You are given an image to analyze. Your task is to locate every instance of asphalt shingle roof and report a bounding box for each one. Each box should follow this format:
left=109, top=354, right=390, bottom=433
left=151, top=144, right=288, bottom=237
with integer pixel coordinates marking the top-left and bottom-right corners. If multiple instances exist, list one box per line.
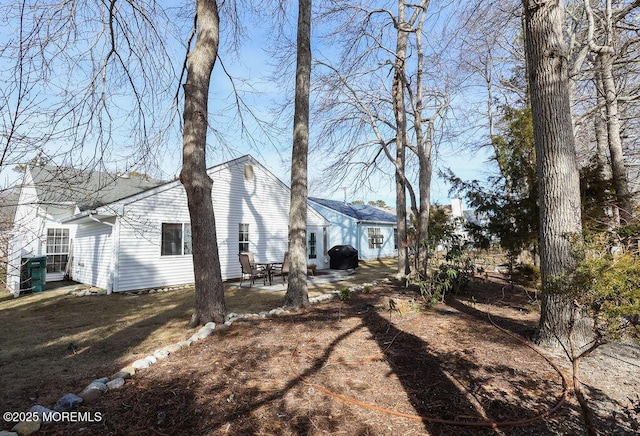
left=309, top=197, right=396, bottom=223
left=30, top=165, right=165, bottom=211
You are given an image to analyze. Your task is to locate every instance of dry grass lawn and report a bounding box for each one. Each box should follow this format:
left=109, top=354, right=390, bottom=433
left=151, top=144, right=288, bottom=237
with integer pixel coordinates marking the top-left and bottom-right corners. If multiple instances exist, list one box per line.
left=0, top=259, right=395, bottom=413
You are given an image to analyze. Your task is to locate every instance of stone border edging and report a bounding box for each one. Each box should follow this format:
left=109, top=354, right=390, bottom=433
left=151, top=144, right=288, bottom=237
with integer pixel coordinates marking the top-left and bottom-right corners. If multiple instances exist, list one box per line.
left=3, top=279, right=389, bottom=435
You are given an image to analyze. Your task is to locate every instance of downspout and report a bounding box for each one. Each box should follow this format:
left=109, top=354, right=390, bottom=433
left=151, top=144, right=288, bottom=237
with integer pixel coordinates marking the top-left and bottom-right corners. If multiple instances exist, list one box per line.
left=356, top=221, right=362, bottom=259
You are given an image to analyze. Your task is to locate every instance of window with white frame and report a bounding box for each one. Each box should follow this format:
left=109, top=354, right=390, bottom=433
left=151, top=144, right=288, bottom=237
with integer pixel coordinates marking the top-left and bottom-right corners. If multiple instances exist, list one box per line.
left=46, top=228, right=69, bottom=273
left=161, top=223, right=192, bottom=256
left=239, top=223, right=250, bottom=252
left=308, top=232, right=317, bottom=259
left=368, top=227, right=384, bottom=249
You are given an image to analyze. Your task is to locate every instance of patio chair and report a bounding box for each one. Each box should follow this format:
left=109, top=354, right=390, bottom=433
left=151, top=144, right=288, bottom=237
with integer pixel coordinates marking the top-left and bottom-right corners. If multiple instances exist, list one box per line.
left=238, top=252, right=267, bottom=287
left=271, top=252, right=289, bottom=284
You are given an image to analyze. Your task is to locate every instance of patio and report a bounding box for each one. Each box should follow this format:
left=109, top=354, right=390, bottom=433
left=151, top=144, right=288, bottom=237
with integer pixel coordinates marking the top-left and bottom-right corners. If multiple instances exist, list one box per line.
left=228, top=268, right=357, bottom=292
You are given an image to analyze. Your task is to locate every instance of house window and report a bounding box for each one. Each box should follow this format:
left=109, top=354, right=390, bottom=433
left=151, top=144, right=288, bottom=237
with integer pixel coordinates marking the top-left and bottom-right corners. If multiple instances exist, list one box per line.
left=239, top=223, right=250, bottom=252
left=394, top=228, right=398, bottom=249
left=308, top=232, right=317, bottom=259
left=368, top=227, right=384, bottom=249
left=46, top=228, right=69, bottom=273
left=161, top=223, right=192, bottom=256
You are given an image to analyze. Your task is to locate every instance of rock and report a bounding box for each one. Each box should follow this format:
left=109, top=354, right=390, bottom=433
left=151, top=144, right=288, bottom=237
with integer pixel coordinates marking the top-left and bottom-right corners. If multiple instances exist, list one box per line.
left=53, top=393, right=83, bottom=412
left=163, top=343, right=182, bottom=354
left=204, top=321, right=216, bottom=330
left=132, top=358, right=151, bottom=370
left=106, top=378, right=125, bottom=390
left=177, top=340, right=192, bottom=348
left=0, top=431, right=19, bottom=436
left=112, top=366, right=135, bottom=379
left=11, top=420, right=40, bottom=436
left=153, top=349, right=170, bottom=360
left=28, top=405, right=53, bottom=424
left=188, top=334, right=201, bottom=343
left=110, top=370, right=131, bottom=380
left=77, top=388, right=102, bottom=403
left=85, top=381, right=108, bottom=392
left=196, top=327, right=213, bottom=339
left=224, top=320, right=234, bottom=326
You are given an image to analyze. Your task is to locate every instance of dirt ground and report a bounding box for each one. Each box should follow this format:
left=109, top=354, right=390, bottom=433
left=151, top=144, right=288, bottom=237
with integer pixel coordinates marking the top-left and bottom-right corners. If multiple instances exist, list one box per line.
left=33, top=274, right=639, bottom=436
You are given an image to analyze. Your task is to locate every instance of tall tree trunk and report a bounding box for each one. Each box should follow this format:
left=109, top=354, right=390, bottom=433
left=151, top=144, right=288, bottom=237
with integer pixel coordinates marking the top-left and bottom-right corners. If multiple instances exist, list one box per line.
left=393, top=1, right=410, bottom=277
left=413, top=9, right=432, bottom=280
left=584, top=0, right=635, bottom=224
left=284, top=0, right=311, bottom=308
left=594, top=63, right=619, bottom=226
left=594, top=65, right=610, bottom=173
left=417, top=125, right=432, bottom=278
left=522, top=0, right=585, bottom=348
left=598, top=51, right=632, bottom=223
left=180, top=0, right=226, bottom=326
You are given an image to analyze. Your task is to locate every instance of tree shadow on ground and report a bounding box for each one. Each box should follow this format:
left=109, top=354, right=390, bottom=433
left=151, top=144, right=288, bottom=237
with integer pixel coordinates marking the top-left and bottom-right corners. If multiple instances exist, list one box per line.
left=357, top=301, right=556, bottom=435
left=445, top=294, right=537, bottom=339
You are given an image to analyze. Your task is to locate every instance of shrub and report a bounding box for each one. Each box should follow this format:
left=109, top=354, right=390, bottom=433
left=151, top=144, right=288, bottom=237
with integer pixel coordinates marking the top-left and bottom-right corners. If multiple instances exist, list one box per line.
left=573, top=226, right=640, bottom=339
left=513, top=263, right=540, bottom=287
left=339, top=287, right=351, bottom=301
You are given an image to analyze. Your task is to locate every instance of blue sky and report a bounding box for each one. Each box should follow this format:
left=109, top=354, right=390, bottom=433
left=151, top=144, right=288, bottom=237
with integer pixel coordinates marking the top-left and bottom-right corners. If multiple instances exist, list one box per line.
left=0, top=1, right=498, bottom=210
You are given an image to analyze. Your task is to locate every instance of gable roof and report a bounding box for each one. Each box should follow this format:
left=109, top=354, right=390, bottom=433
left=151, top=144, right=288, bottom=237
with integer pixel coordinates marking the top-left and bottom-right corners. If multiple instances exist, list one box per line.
left=29, top=165, right=165, bottom=211
left=60, top=155, right=330, bottom=226
left=309, top=197, right=396, bottom=224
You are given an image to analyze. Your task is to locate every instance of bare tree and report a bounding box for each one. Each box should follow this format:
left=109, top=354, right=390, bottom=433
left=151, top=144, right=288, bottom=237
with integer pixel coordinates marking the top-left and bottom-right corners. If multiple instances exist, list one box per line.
left=392, top=1, right=411, bottom=277
left=583, top=0, right=640, bottom=223
left=180, top=0, right=227, bottom=325
left=522, top=0, right=586, bottom=347
left=1, top=1, right=255, bottom=324
left=314, top=0, right=441, bottom=278
left=284, top=0, right=312, bottom=308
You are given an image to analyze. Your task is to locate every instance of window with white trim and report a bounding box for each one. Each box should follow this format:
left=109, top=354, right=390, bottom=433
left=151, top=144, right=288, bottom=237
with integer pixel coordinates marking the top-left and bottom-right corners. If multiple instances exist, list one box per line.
left=239, top=223, right=250, bottom=252
left=368, top=227, right=383, bottom=249
left=161, top=223, right=192, bottom=256
left=46, top=228, right=69, bottom=273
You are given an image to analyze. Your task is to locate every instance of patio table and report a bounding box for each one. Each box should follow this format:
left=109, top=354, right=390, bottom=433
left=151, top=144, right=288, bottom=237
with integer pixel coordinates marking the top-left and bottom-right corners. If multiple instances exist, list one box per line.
left=255, top=261, right=282, bottom=286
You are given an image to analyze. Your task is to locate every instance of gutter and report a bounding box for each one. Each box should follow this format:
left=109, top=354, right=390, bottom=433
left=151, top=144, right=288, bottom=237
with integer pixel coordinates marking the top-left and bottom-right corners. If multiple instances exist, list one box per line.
left=88, top=211, right=114, bottom=227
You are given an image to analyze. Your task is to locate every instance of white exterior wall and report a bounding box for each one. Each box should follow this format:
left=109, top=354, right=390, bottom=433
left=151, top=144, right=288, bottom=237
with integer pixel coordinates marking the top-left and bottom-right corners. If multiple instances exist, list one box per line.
left=7, top=169, right=77, bottom=290
left=107, top=157, right=328, bottom=292
left=70, top=219, right=114, bottom=291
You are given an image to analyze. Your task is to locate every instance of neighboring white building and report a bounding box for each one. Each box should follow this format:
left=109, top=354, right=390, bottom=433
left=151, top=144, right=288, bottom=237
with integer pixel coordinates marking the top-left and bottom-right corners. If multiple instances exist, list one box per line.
left=8, top=155, right=330, bottom=294
left=308, top=198, right=397, bottom=260
left=449, top=197, right=490, bottom=245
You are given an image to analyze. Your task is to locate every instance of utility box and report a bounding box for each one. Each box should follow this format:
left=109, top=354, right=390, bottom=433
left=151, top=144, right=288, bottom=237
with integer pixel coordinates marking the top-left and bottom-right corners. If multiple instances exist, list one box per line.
left=20, top=256, right=47, bottom=293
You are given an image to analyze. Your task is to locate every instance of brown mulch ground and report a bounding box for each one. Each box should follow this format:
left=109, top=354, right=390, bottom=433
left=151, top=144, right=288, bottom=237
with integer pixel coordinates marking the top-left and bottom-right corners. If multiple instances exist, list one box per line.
left=36, top=276, right=640, bottom=435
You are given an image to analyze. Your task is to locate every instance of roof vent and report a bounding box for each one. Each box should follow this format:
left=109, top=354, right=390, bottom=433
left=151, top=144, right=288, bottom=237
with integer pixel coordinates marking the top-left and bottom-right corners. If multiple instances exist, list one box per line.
left=244, top=164, right=254, bottom=181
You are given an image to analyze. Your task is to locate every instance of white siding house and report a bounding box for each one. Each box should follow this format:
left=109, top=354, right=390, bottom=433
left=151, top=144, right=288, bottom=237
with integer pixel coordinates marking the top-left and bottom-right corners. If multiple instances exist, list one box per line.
left=308, top=198, right=397, bottom=260
left=8, top=155, right=329, bottom=294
